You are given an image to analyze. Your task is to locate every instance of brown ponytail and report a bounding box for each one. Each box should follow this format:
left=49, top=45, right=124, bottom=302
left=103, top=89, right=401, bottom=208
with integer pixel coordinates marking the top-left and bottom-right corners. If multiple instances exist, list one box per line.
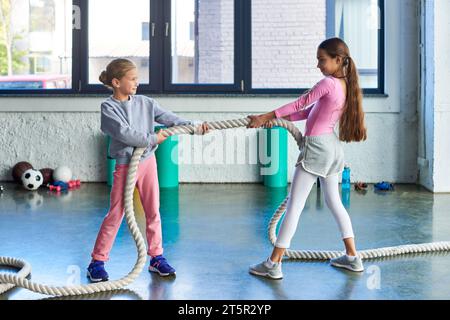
left=319, top=38, right=367, bottom=143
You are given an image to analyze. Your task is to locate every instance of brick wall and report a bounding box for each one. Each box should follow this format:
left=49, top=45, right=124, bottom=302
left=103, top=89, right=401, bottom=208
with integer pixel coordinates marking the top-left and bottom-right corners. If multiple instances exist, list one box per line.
left=198, top=0, right=234, bottom=84
left=252, top=0, right=326, bottom=88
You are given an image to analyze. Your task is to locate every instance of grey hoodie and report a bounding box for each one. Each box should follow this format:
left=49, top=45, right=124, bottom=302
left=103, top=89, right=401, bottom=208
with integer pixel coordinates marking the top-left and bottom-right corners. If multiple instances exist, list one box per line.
left=101, top=95, right=197, bottom=165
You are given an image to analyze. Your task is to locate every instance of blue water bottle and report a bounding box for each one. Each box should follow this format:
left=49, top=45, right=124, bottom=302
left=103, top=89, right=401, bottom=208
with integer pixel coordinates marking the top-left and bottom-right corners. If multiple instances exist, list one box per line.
left=342, top=166, right=351, bottom=190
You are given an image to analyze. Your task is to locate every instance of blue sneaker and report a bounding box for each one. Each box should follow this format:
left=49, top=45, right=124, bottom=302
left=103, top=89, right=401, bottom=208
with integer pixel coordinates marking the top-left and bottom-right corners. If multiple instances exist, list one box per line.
left=149, top=255, right=176, bottom=277
left=87, top=261, right=109, bottom=282
left=374, top=181, right=394, bottom=191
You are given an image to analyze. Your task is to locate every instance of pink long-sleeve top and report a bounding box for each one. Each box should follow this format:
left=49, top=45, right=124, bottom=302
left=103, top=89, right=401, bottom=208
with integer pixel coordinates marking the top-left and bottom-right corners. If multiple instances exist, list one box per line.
left=274, top=76, right=346, bottom=136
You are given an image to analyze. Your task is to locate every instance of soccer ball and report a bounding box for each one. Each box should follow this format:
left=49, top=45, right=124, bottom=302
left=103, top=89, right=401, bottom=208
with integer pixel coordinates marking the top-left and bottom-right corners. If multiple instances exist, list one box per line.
left=21, top=169, right=44, bottom=191
left=24, top=192, right=44, bottom=210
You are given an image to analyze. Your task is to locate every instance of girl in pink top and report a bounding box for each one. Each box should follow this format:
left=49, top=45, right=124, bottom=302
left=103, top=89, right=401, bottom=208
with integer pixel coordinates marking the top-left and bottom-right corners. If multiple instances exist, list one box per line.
left=275, top=75, right=347, bottom=137
left=248, top=38, right=367, bottom=278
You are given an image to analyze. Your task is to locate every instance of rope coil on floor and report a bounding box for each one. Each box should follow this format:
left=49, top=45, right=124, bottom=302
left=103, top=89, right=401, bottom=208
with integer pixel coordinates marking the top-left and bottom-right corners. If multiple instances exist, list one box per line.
left=0, top=147, right=147, bottom=296
left=1, top=117, right=450, bottom=296
left=267, top=197, right=450, bottom=260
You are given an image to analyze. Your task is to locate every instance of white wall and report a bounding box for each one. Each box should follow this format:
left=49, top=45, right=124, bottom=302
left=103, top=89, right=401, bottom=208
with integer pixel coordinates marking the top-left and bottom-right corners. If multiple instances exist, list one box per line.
left=426, top=0, right=450, bottom=192
left=431, top=0, right=450, bottom=192
left=418, top=0, right=450, bottom=193
left=0, top=0, right=420, bottom=185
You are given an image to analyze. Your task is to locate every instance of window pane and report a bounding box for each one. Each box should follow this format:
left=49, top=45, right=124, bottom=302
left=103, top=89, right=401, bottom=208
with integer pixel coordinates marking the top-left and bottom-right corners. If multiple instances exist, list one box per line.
left=171, top=0, right=234, bottom=84
left=88, top=0, right=150, bottom=84
left=335, top=0, right=379, bottom=88
left=252, top=0, right=380, bottom=89
left=252, top=0, right=325, bottom=89
left=0, top=0, right=72, bottom=90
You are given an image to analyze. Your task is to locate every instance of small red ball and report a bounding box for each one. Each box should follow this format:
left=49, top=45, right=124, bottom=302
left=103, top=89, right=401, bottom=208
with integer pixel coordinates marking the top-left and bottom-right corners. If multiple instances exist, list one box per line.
left=39, top=168, right=54, bottom=185
left=12, top=162, right=33, bottom=183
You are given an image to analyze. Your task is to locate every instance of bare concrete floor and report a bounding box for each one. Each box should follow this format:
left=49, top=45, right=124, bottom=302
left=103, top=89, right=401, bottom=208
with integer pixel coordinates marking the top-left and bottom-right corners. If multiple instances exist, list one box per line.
left=1, top=182, right=450, bottom=300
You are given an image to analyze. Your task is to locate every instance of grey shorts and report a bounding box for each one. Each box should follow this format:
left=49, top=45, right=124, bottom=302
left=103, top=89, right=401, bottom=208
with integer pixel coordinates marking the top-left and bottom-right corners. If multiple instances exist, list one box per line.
left=296, top=133, right=345, bottom=178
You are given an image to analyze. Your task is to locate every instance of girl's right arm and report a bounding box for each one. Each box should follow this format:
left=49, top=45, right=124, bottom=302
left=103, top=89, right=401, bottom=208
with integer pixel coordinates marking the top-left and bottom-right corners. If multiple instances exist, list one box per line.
left=101, top=104, right=156, bottom=148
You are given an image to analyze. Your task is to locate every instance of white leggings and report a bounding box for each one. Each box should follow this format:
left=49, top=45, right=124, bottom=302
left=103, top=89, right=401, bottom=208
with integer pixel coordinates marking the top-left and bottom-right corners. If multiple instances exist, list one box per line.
left=275, top=165, right=355, bottom=249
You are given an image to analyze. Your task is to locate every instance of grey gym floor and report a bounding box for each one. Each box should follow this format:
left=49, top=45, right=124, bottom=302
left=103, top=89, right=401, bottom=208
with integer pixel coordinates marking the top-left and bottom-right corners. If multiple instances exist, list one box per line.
left=1, top=182, right=450, bottom=300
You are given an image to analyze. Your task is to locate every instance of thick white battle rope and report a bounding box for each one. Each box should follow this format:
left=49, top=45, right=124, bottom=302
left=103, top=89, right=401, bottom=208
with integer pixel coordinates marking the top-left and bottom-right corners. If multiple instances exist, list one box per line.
left=0, top=147, right=147, bottom=296
left=1, top=117, right=450, bottom=296
left=267, top=198, right=450, bottom=260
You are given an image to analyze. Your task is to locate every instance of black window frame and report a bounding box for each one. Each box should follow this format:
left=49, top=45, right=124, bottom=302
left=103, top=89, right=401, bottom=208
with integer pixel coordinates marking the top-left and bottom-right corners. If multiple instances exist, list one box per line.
left=0, top=0, right=385, bottom=96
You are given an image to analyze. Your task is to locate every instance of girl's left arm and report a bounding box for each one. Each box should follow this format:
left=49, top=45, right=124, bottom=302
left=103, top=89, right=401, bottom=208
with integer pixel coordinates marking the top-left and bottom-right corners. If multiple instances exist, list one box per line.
left=286, top=106, right=313, bottom=121
left=151, top=98, right=195, bottom=127
left=247, top=78, right=333, bottom=128
left=149, top=98, right=208, bottom=134
left=248, top=107, right=311, bottom=128
left=274, top=77, right=334, bottom=119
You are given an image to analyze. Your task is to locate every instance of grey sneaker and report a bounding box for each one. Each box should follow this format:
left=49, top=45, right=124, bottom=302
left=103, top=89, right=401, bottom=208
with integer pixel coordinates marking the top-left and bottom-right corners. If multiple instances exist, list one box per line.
left=249, top=259, right=283, bottom=280
left=330, top=255, right=364, bottom=272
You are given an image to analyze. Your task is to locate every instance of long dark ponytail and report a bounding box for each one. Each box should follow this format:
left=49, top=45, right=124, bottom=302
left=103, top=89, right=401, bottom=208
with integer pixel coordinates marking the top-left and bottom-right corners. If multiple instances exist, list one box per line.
left=319, top=38, right=367, bottom=142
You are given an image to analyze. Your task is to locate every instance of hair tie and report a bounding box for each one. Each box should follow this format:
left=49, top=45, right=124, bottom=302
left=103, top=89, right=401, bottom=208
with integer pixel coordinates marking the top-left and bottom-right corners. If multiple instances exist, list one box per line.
left=344, top=57, right=350, bottom=66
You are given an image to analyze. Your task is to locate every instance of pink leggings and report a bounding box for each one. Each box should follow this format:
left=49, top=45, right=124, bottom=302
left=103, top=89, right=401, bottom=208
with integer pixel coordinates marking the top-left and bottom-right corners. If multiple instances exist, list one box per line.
left=91, top=155, right=163, bottom=261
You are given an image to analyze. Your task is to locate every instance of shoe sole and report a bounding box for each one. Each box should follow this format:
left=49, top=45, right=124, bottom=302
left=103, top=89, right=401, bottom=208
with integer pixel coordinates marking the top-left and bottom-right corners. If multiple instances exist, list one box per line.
left=330, top=262, right=364, bottom=272
left=148, top=266, right=176, bottom=277
left=248, top=269, right=283, bottom=280
left=86, top=271, right=109, bottom=282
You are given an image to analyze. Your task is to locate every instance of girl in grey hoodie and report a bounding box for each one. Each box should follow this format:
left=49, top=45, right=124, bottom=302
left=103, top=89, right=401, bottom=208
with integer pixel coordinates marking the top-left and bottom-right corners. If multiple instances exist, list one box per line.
left=87, top=58, right=209, bottom=282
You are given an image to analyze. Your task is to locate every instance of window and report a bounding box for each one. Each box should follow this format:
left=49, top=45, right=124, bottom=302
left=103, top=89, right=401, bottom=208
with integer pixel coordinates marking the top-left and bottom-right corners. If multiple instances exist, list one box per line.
left=0, top=0, right=72, bottom=91
left=251, top=0, right=384, bottom=92
left=142, top=22, right=150, bottom=41
left=1, top=0, right=384, bottom=95
left=332, top=0, right=381, bottom=88
left=251, top=0, right=325, bottom=89
left=88, top=0, right=150, bottom=85
left=170, top=0, right=234, bottom=85
left=163, top=0, right=241, bottom=93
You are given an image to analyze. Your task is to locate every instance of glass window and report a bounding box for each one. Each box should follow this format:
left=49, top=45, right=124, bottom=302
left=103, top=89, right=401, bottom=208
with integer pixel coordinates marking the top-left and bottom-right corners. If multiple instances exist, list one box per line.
left=2, top=0, right=383, bottom=94
left=171, top=0, right=234, bottom=84
left=0, top=0, right=72, bottom=90
left=88, top=0, right=150, bottom=84
left=335, top=0, right=380, bottom=88
left=252, top=0, right=325, bottom=89
left=252, top=0, right=381, bottom=90
left=142, top=22, right=150, bottom=41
